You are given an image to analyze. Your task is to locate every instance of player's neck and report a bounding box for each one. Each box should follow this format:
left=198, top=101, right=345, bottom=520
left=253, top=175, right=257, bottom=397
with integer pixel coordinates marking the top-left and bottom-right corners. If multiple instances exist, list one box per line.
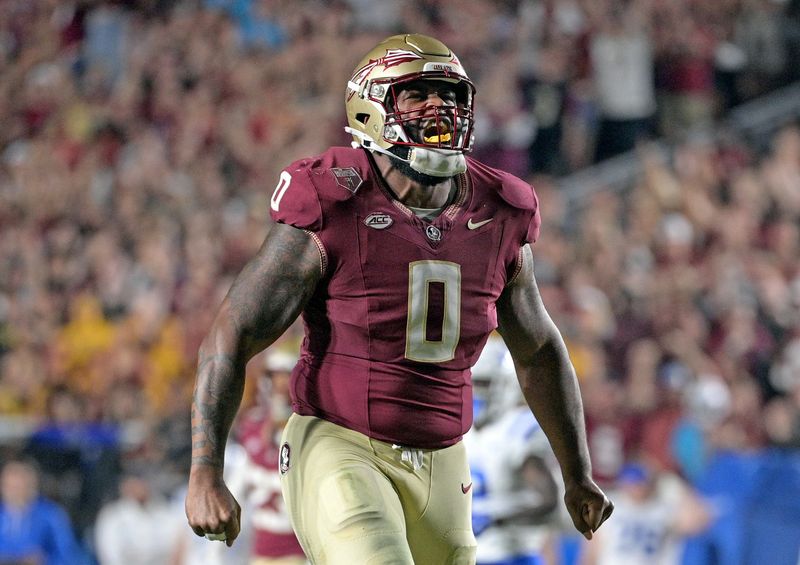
left=373, top=152, right=455, bottom=209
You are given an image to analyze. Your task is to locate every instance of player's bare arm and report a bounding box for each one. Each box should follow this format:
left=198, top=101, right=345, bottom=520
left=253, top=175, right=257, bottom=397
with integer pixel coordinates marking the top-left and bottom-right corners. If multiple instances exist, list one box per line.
left=496, top=244, right=613, bottom=540
left=186, top=222, right=322, bottom=545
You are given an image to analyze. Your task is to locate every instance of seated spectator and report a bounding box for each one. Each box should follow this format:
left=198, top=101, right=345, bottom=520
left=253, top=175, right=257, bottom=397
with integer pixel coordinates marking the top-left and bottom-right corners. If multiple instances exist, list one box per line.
left=24, top=385, right=121, bottom=539
left=0, top=458, right=87, bottom=565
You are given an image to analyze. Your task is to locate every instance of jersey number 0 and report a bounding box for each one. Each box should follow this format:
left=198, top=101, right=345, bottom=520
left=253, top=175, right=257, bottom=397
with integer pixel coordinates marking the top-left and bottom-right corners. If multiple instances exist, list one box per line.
left=405, top=260, right=461, bottom=363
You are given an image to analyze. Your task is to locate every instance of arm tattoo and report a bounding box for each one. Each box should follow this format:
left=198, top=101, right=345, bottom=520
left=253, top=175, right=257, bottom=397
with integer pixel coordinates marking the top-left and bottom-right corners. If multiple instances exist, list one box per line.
left=190, top=224, right=322, bottom=471
left=191, top=354, right=239, bottom=468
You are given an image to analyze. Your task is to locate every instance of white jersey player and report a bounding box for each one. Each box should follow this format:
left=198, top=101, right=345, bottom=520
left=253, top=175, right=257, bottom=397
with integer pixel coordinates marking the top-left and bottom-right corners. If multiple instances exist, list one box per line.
left=466, top=337, right=564, bottom=565
left=581, top=463, right=711, bottom=565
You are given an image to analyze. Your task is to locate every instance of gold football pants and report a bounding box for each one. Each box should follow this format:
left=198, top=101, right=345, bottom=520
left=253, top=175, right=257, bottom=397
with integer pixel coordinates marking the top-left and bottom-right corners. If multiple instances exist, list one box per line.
left=279, top=414, right=477, bottom=564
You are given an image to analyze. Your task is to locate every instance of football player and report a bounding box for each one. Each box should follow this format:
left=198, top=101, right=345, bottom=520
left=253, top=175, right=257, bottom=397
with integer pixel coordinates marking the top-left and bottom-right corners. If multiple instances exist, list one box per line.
left=581, top=463, right=711, bottom=565
left=465, top=337, right=564, bottom=565
left=229, top=351, right=306, bottom=564
left=185, top=33, right=613, bottom=564
left=469, top=335, right=522, bottom=432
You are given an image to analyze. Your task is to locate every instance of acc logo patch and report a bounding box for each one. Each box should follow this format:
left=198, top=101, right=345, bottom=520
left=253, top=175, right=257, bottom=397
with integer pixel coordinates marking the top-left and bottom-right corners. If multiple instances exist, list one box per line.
left=364, top=212, right=393, bottom=229
left=279, top=442, right=291, bottom=475
left=330, top=167, right=363, bottom=193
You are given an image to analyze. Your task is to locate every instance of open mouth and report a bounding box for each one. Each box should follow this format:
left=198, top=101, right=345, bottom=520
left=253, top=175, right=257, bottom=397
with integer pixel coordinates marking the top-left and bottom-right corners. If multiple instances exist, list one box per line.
left=423, top=132, right=452, bottom=143
left=422, top=121, right=453, bottom=144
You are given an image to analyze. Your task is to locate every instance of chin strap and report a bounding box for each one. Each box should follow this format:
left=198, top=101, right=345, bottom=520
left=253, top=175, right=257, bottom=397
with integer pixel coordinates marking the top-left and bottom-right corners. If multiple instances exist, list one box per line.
left=344, top=127, right=466, bottom=178
left=407, top=146, right=467, bottom=177
left=345, top=126, right=400, bottom=160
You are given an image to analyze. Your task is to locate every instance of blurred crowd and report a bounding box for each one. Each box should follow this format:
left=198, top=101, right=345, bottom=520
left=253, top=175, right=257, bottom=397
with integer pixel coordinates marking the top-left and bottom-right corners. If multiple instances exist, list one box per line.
left=534, top=127, right=800, bottom=562
left=0, top=0, right=799, bottom=564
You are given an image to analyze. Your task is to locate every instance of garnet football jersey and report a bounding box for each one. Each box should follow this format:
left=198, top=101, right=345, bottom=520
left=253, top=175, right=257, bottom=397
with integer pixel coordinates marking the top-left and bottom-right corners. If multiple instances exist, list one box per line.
left=269, top=147, right=540, bottom=448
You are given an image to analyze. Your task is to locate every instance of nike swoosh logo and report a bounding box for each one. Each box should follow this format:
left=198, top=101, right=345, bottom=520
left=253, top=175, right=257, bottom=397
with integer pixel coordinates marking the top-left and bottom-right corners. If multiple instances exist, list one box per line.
left=467, top=218, right=493, bottom=230
left=461, top=482, right=473, bottom=494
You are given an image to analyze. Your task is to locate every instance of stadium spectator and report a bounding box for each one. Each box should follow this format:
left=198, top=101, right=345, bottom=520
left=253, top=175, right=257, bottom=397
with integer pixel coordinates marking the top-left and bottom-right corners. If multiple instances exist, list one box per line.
left=0, top=458, right=87, bottom=565
left=581, top=462, right=711, bottom=565
left=652, top=1, right=719, bottom=137
left=23, top=385, right=121, bottom=540
left=588, top=0, right=656, bottom=161
left=94, top=472, right=183, bottom=565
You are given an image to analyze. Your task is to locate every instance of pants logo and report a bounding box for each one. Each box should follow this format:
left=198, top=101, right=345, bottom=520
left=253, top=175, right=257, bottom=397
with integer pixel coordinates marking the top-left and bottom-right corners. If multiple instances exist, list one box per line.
left=279, top=443, right=291, bottom=475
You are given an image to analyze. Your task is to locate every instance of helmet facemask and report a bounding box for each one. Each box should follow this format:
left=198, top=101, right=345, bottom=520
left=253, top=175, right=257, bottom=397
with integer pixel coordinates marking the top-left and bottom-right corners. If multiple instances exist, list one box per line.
left=381, top=77, right=474, bottom=152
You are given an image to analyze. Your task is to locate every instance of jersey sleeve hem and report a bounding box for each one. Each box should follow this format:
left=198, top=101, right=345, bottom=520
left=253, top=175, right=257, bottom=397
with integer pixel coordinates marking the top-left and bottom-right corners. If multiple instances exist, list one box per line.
left=303, top=229, right=328, bottom=277
left=507, top=245, right=526, bottom=286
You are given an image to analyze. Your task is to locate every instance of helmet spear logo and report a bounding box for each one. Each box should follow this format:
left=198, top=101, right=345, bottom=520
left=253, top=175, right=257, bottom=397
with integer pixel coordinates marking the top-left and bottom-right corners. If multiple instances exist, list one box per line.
left=350, top=49, right=424, bottom=87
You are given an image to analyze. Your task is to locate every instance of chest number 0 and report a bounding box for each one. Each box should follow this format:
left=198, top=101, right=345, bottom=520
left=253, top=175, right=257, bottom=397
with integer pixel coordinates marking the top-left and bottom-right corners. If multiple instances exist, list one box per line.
left=405, top=261, right=461, bottom=363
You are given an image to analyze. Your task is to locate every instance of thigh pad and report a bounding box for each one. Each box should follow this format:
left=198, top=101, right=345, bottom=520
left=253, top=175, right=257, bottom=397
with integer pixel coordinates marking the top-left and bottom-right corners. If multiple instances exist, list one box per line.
left=320, top=466, right=385, bottom=534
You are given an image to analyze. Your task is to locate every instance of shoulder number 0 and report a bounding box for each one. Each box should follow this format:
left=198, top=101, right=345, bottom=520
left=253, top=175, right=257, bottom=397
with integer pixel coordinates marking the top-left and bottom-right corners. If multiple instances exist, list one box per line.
left=405, top=261, right=461, bottom=363
left=270, top=171, right=292, bottom=212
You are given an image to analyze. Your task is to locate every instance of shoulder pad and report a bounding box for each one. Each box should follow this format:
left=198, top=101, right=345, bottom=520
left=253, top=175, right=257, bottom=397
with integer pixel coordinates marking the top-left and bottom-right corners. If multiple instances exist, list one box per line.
left=467, top=158, right=541, bottom=243
left=269, top=147, right=371, bottom=231
left=304, top=146, right=370, bottom=202
left=467, top=157, right=538, bottom=211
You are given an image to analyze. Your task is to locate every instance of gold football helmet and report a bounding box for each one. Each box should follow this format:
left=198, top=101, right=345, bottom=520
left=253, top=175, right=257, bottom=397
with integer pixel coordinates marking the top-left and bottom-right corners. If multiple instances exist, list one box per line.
left=345, top=34, right=475, bottom=176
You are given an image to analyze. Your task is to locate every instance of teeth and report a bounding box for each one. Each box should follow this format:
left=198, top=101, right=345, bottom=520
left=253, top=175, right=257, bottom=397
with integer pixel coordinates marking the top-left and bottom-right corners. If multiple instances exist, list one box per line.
left=424, top=133, right=452, bottom=143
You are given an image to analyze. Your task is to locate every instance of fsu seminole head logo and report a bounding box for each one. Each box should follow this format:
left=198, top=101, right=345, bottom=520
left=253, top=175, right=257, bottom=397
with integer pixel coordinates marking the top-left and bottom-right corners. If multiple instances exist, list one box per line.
left=349, top=49, right=424, bottom=88
left=279, top=442, right=291, bottom=475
